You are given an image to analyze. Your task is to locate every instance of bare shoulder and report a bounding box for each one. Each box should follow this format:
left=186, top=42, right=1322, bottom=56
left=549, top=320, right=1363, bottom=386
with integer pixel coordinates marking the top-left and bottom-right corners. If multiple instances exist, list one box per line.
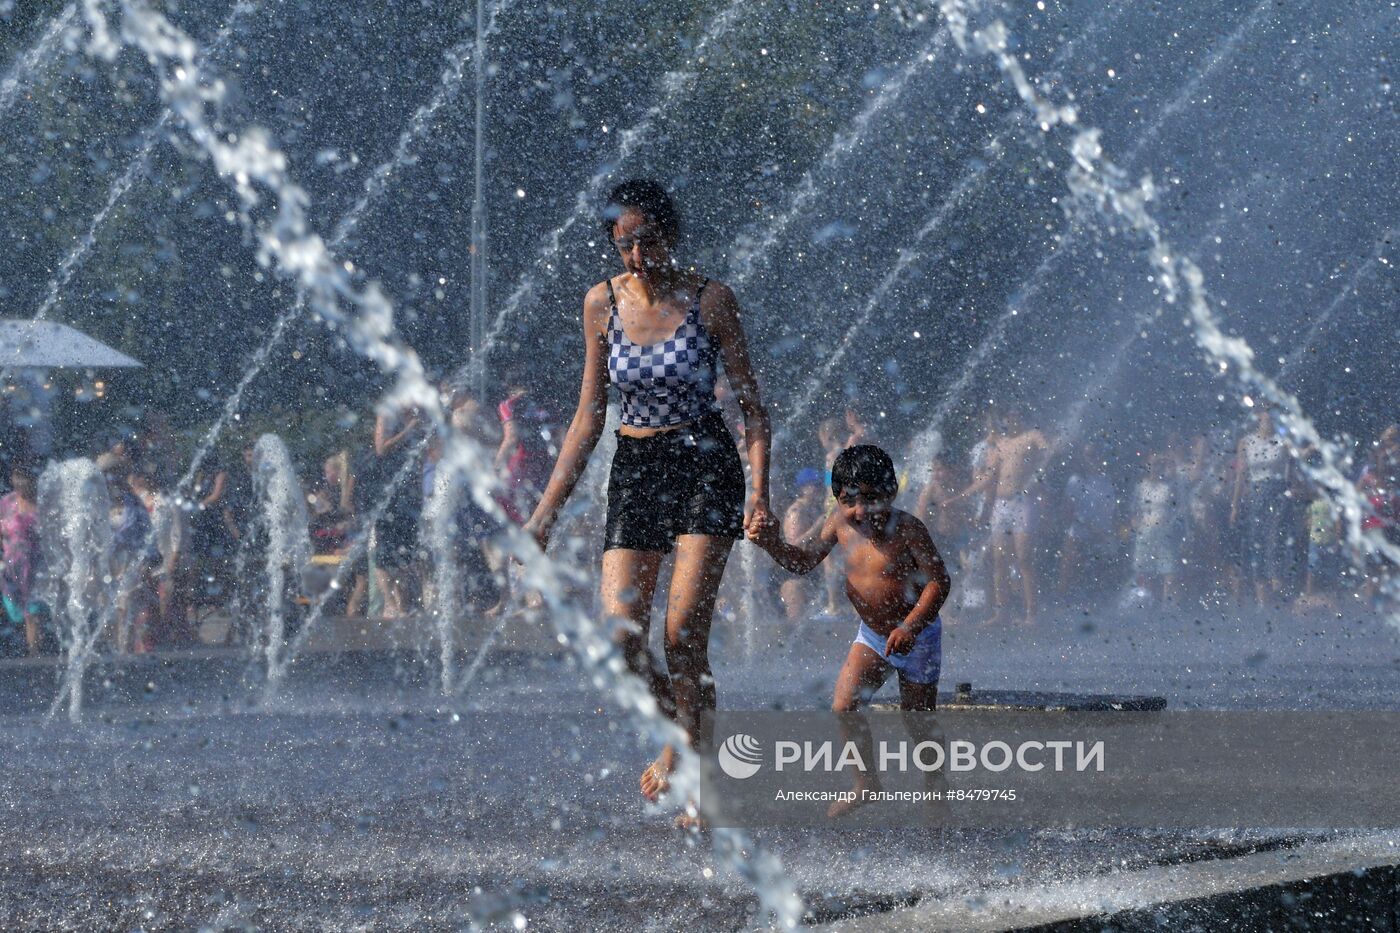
left=583, top=279, right=614, bottom=335
left=893, top=509, right=932, bottom=539
left=698, top=278, right=741, bottom=329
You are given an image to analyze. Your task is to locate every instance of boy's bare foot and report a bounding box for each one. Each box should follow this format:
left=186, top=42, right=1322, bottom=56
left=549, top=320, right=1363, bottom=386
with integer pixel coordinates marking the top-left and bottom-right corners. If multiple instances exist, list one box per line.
left=827, top=786, right=873, bottom=819
left=673, top=809, right=708, bottom=832
left=640, top=746, right=676, bottom=802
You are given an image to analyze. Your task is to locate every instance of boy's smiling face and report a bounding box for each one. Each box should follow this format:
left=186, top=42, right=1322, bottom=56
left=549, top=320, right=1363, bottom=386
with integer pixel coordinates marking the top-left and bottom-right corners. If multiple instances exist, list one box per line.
left=835, top=482, right=894, bottom=530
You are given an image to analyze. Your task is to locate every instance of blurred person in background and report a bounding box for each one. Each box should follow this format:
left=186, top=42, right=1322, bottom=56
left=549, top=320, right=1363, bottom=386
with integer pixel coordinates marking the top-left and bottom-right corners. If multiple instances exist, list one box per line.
left=1130, top=451, right=1179, bottom=607
left=308, top=449, right=364, bottom=616
left=127, top=469, right=196, bottom=648
left=946, top=408, right=1049, bottom=625
left=777, top=468, right=827, bottom=633
left=0, top=464, right=45, bottom=655
left=1301, top=494, right=1344, bottom=608
left=490, top=377, right=558, bottom=615
left=961, top=408, right=1001, bottom=618
left=369, top=405, right=426, bottom=618
left=190, top=456, right=235, bottom=612
left=1358, top=425, right=1400, bottom=606
left=817, top=417, right=846, bottom=617
left=1181, top=433, right=1229, bottom=600
left=916, top=457, right=969, bottom=621
left=1056, top=442, right=1118, bottom=603
left=494, top=376, right=558, bottom=525
left=843, top=403, right=874, bottom=449
left=102, top=460, right=154, bottom=653
left=1230, top=410, right=1290, bottom=606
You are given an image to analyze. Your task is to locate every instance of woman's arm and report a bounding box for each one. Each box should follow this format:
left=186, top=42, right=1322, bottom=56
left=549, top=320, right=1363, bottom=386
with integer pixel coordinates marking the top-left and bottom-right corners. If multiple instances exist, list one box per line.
left=704, top=280, right=771, bottom=532
left=523, top=285, right=612, bottom=549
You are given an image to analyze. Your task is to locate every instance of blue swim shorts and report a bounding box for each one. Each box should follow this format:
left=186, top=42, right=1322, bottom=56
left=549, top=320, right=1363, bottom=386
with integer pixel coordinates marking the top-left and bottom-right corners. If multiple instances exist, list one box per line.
left=854, top=617, right=942, bottom=685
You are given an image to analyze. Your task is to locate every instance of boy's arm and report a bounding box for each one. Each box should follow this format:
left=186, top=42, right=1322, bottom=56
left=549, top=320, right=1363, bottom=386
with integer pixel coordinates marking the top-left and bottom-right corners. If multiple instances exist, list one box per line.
left=886, top=517, right=951, bottom=655
left=752, top=509, right=837, bottom=574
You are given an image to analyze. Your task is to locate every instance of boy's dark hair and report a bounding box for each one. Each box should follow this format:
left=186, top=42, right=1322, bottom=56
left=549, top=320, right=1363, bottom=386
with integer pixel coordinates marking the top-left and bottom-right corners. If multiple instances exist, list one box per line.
left=601, top=178, right=681, bottom=242
left=831, top=445, right=897, bottom=498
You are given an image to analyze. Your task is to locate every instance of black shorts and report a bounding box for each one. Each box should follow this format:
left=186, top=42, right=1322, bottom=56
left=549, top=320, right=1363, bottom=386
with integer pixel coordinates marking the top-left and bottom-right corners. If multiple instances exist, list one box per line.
left=604, top=411, right=745, bottom=553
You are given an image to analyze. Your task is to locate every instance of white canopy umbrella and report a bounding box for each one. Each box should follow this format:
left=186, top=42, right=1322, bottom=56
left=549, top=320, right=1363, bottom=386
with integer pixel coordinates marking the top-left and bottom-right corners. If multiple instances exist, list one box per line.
left=0, top=320, right=141, bottom=368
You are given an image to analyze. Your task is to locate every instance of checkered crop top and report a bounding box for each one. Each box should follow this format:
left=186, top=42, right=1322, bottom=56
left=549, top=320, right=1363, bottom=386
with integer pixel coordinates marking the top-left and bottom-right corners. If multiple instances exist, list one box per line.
left=606, top=278, right=719, bottom=429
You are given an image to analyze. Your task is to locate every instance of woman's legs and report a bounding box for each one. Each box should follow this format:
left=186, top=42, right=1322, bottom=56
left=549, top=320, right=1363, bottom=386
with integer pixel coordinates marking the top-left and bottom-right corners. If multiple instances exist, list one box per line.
left=649, top=534, right=734, bottom=817
left=603, top=547, right=680, bottom=802
left=600, top=547, right=671, bottom=715
left=664, top=535, right=733, bottom=746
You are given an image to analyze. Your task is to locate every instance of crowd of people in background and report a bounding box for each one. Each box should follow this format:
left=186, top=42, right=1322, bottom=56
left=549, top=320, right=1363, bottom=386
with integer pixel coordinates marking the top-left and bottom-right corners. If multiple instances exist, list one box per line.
left=769, top=404, right=1400, bottom=630
left=0, top=375, right=563, bottom=658
left=0, top=386, right=1395, bottom=658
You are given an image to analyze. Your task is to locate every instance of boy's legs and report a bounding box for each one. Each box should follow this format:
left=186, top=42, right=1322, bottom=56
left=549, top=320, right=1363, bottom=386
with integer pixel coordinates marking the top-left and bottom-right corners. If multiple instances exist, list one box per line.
left=898, top=674, right=947, bottom=807
left=898, top=675, right=937, bottom=712
left=829, top=642, right=890, bottom=817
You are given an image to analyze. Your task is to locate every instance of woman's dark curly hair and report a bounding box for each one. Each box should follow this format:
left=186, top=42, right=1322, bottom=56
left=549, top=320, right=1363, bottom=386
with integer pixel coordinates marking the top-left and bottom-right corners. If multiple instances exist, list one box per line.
left=600, top=178, right=681, bottom=242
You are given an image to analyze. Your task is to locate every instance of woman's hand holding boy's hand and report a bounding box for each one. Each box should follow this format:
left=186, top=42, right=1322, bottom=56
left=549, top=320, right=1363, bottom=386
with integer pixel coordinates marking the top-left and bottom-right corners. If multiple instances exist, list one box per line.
left=744, top=492, right=771, bottom=537
left=747, top=513, right=780, bottom=550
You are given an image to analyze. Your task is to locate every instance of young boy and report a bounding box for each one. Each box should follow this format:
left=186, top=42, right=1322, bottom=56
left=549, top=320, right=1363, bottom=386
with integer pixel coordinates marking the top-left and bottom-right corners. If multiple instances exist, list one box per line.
left=751, top=445, right=951, bottom=713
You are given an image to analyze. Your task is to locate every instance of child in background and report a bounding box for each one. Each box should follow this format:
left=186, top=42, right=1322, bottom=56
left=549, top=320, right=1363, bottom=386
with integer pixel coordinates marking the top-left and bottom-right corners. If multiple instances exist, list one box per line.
left=1302, top=496, right=1343, bottom=605
left=777, top=468, right=827, bottom=633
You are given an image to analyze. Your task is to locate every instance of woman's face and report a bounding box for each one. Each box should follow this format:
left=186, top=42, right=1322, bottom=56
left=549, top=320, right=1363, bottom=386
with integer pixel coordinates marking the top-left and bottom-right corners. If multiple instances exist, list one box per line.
left=612, top=207, right=672, bottom=280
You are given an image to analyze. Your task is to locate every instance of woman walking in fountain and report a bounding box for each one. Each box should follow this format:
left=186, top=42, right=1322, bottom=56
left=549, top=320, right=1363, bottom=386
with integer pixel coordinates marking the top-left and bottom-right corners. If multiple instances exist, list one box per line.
left=523, top=179, right=772, bottom=823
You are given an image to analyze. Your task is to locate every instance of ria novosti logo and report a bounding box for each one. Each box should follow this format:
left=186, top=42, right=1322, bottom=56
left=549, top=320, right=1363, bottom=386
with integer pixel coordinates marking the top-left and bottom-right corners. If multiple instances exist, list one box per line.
left=714, top=732, right=1106, bottom=778
left=717, top=733, right=763, bottom=779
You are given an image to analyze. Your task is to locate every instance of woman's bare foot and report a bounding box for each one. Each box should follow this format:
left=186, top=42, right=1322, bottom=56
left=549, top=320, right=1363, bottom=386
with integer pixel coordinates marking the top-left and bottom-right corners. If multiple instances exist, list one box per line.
left=640, top=746, right=676, bottom=802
